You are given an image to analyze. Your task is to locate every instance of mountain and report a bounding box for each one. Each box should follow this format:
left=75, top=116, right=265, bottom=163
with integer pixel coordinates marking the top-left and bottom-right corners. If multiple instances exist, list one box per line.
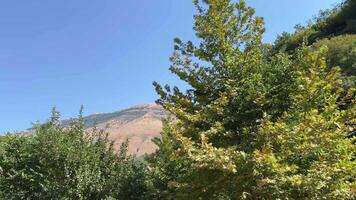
left=81, top=103, right=167, bottom=156
left=24, top=103, right=168, bottom=156
left=84, top=103, right=167, bottom=156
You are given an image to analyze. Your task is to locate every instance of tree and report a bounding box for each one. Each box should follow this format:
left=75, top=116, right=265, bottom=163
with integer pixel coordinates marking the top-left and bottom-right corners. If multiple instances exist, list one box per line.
left=152, top=0, right=355, bottom=199
left=0, top=108, right=150, bottom=200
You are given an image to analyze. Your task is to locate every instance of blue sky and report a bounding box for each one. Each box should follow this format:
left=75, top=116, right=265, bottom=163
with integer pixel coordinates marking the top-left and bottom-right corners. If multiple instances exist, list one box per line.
left=0, top=0, right=342, bottom=133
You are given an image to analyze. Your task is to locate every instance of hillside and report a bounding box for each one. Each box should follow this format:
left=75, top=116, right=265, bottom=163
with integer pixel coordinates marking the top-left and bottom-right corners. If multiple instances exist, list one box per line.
left=83, top=103, right=167, bottom=156
left=23, top=103, right=167, bottom=156
left=79, top=103, right=167, bottom=155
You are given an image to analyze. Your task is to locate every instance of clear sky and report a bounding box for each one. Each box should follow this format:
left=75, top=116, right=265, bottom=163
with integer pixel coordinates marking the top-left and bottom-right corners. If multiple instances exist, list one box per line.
left=0, top=0, right=342, bottom=133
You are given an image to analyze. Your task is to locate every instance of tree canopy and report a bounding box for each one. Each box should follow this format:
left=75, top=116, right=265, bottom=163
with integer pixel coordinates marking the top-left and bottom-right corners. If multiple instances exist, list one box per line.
left=151, top=0, right=355, bottom=199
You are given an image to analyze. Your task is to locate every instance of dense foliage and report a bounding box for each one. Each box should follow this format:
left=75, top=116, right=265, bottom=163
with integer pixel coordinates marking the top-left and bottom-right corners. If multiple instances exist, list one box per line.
left=151, top=0, right=355, bottom=199
left=312, top=34, right=356, bottom=90
left=272, top=0, right=356, bottom=93
left=0, top=108, right=150, bottom=200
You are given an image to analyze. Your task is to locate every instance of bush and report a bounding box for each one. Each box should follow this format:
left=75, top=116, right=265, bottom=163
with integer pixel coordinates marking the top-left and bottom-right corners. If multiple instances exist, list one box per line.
left=272, top=0, right=356, bottom=54
left=0, top=108, right=150, bottom=200
left=313, top=34, right=356, bottom=76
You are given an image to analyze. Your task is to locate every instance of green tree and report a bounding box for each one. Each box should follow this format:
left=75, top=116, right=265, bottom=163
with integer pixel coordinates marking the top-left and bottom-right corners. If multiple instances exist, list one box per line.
left=0, top=108, right=150, bottom=200
left=152, top=0, right=355, bottom=199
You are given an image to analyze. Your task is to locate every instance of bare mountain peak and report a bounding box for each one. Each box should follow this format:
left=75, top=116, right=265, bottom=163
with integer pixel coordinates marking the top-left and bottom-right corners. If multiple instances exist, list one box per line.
left=131, top=103, right=161, bottom=109
left=90, top=103, right=166, bottom=155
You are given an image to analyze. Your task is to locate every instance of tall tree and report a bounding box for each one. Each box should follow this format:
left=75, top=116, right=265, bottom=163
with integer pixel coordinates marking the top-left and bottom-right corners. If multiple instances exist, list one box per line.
left=152, top=0, right=355, bottom=199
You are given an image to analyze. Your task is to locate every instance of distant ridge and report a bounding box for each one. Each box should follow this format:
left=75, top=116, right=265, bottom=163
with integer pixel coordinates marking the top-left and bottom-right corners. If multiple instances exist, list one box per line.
left=92, top=104, right=168, bottom=156
left=62, top=103, right=166, bottom=128
left=83, top=103, right=168, bottom=155
left=26, top=103, right=168, bottom=156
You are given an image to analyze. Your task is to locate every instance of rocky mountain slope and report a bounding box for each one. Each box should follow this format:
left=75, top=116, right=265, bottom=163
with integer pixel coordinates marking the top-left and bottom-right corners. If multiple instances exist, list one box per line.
left=81, top=103, right=167, bottom=156
left=22, top=104, right=167, bottom=156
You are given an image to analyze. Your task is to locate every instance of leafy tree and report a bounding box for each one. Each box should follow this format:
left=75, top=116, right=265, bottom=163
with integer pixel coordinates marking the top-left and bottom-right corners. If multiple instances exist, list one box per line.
left=146, top=120, right=192, bottom=200
left=152, top=0, right=355, bottom=199
left=0, top=108, right=150, bottom=200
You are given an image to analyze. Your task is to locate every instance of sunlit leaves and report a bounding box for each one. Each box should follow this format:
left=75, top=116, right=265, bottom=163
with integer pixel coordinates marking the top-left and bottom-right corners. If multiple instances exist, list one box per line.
left=152, top=0, right=355, bottom=199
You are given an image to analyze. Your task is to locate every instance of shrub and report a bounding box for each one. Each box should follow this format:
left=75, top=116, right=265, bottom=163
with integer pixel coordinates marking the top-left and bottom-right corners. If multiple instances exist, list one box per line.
left=0, top=108, right=150, bottom=200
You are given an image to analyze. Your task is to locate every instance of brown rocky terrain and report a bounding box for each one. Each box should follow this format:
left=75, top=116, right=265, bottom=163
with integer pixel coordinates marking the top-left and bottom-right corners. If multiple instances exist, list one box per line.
left=83, top=103, right=166, bottom=156
left=23, top=103, right=167, bottom=155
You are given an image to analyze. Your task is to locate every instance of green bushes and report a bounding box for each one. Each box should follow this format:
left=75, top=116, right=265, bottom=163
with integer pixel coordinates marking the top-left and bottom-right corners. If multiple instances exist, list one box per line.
left=312, top=34, right=356, bottom=92
left=313, top=34, right=356, bottom=75
left=0, top=109, right=150, bottom=200
left=272, top=0, right=356, bottom=54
